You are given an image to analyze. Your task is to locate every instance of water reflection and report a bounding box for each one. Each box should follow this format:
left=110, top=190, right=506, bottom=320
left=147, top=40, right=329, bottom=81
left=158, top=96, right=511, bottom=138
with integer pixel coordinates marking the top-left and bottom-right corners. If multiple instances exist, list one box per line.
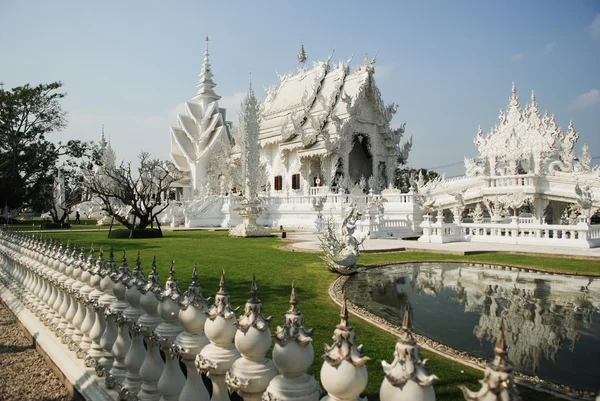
left=344, top=262, right=600, bottom=391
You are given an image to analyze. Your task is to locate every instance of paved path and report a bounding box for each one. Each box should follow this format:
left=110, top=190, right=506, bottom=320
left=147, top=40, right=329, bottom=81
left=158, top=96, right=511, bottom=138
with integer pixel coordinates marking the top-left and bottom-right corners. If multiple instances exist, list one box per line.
left=285, top=231, right=600, bottom=259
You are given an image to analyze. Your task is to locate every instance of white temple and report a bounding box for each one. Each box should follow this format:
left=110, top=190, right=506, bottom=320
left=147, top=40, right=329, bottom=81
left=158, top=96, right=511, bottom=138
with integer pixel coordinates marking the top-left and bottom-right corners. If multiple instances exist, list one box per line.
left=166, top=39, right=600, bottom=248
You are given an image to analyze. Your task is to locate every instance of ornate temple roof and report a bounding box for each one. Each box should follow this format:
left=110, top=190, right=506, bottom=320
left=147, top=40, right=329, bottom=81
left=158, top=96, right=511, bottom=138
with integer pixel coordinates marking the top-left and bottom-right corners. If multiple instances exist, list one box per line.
left=258, top=51, right=404, bottom=158
left=472, top=83, right=579, bottom=176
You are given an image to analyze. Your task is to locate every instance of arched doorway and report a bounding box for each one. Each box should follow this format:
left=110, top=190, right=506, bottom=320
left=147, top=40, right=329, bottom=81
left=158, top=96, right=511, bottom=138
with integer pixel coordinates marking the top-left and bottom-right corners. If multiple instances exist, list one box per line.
left=347, top=134, right=372, bottom=185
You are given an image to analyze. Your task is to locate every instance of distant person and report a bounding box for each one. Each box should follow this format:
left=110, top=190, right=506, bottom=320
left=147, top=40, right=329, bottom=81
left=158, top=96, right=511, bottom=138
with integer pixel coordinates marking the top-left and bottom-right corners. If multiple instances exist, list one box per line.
left=75, top=211, right=81, bottom=224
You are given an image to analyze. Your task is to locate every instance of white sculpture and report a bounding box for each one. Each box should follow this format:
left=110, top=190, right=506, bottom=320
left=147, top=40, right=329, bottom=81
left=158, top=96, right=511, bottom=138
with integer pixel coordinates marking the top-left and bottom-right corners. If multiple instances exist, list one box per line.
left=155, top=262, right=185, bottom=401
left=263, top=281, right=320, bottom=401
left=137, top=259, right=165, bottom=401
left=229, top=77, right=271, bottom=238
left=196, top=270, right=240, bottom=401
left=227, top=275, right=277, bottom=401
left=380, top=303, right=438, bottom=401
left=319, top=202, right=368, bottom=274
left=176, top=265, right=210, bottom=401
left=321, top=298, right=370, bottom=401
left=459, top=320, right=522, bottom=401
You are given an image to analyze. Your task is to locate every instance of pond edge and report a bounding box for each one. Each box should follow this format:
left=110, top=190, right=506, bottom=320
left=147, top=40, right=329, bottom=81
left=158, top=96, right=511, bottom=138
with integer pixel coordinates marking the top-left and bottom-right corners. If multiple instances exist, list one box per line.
left=328, top=261, right=598, bottom=401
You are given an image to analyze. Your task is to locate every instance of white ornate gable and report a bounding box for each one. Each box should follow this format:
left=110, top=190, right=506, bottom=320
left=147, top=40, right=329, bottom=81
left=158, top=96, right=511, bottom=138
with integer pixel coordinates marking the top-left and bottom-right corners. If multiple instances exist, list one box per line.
left=474, top=83, right=578, bottom=176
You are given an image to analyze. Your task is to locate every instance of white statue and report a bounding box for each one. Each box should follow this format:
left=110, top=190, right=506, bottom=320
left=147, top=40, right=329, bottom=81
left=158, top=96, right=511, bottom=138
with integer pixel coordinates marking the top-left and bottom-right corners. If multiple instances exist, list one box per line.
left=318, top=202, right=368, bottom=274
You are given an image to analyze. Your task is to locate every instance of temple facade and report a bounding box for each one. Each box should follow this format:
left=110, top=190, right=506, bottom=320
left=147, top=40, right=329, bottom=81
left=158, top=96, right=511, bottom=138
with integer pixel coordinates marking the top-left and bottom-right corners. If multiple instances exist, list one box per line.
left=169, top=40, right=411, bottom=200
left=166, top=40, right=599, bottom=247
left=417, top=84, right=600, bottom=247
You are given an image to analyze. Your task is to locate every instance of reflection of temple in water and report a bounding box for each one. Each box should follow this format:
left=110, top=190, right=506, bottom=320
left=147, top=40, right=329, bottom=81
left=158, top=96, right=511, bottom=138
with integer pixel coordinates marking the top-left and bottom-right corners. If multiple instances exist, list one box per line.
left=363, top=263, right=599, bottom=375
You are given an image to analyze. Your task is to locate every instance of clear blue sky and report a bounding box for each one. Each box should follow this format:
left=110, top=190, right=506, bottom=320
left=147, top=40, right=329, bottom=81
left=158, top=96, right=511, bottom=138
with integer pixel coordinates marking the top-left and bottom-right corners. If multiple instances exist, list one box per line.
left=1, top=1, right=599, bottom=176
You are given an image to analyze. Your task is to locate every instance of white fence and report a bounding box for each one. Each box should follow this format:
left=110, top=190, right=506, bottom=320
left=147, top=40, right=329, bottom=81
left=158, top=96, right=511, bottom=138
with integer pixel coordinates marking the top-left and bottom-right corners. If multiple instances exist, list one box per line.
left=419, top=215, right=600, bottom=248
left=0, top=230, right=524, bottom=401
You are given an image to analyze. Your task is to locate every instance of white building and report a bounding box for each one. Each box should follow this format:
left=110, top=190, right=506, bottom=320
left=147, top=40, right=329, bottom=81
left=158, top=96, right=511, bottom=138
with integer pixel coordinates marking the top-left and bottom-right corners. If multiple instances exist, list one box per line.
left=167, top=40, right=600, bottom=247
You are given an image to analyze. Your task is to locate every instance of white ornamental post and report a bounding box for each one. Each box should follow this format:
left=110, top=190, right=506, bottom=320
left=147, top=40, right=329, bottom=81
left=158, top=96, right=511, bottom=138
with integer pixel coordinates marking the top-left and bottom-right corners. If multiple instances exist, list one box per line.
left=155, top=262, right=186, bottom=401
left=120, top=252, right=147, bottom=396
left=98, top=249, right=119, bottom=374
left=62, top=242, right=80, bottom=344
left=263, top=280, right=319, bottom=401
left=320, top=298, right=370, bottom=401
left=71, top=245, right=90, bottom=353
left=227, top=275, right=277, bottom=401
left=380, top=303, right=438, bottom=401
left=176, top=265, right=210, bottom=401
left=459, top=320, right=522, bottom=401
left=78, top=245, right=97, bottom=357
left=108, top=251, right=134, bottom=385
left=196, top=270, right=240, bottom=401
left=137, top=257, right=165, bottom=401
left=55, top=243, right=72, bottom=338
left=86, top=248, right=110, bottom=370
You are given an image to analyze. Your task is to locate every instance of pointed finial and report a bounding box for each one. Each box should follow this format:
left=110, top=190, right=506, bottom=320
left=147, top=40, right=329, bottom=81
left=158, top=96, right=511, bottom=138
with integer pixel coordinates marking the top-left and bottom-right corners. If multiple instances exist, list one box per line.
left=151, top=255, right=157, bottom=273
left=192, top=263, right=198, bottom=282
left=512, top=82, right=516, bottom=95
left=248, top=71, right=253, bottom=94
left=170, top=260, right=175, bottom=276
left=298, top=41, right=307, bottom=64
left=217, top=269, right=227, bottom=295
left=339, top=297, right=349, bottom=328
left=205, top=35, right=209, bottom=55
left=249, top=274, right=258, bottom=302
left=136, top=251, right=141, bottom=270
left=371, top=50, right=378, bottom=66
left=288, top=280, right=299, bottom=314
left=122, top=250, right=127, bottom=265
left=531, top=89, right=536, bottom=103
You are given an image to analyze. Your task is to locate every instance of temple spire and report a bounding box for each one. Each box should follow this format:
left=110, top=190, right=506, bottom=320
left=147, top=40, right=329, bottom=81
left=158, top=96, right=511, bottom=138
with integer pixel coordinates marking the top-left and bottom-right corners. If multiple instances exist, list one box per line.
left=99, top=125, right=107, bottom=150
left=193, top=35, right=221, bottom=103
left=298, top=41, right=307, bottom=65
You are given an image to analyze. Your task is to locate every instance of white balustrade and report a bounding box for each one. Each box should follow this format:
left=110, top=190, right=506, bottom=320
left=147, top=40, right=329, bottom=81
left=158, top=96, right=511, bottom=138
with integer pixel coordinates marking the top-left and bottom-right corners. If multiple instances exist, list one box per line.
left=0, top=229, right=534, bottom=401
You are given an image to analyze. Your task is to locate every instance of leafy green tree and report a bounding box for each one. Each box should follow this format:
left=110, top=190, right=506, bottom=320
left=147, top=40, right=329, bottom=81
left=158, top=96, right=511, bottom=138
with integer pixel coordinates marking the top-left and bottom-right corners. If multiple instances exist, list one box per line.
left=395, top=167, right=439, bottom=192
left=0, top=81, right=94, bottom=212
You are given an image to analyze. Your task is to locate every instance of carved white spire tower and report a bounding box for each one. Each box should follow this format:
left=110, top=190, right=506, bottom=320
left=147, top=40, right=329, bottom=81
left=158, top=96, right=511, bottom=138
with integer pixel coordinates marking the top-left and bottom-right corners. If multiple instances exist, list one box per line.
left=193, top=36, right=221, bottom=109
left=240, top=73, right=261, bottom=202
left=229, top=74, right=270, bottom=237
left=169, top=36, right=233, bottom=198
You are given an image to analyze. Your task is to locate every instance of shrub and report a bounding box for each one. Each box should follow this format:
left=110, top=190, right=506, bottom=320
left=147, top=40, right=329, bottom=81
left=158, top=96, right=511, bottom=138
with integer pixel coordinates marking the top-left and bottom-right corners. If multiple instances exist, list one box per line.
left=108, top=229, right=163, bottom=239
left=42, top=222, right=72, bottom=229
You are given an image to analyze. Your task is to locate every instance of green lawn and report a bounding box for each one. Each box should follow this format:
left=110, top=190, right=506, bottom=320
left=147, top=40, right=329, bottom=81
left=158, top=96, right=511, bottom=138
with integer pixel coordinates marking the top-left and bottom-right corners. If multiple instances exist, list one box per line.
left=39, top=230, right=595, bottom=401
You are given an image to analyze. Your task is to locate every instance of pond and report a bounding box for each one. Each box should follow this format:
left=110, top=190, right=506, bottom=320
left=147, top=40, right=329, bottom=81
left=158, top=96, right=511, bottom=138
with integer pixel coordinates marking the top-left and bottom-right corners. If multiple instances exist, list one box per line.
left=344, top=262, right=600, bottom=391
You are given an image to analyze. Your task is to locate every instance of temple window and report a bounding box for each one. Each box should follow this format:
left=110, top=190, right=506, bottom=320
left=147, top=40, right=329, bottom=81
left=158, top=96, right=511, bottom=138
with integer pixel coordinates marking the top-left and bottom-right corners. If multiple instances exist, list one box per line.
left=291, top=173, right=301, bottom=190
left=274, top=175, right=283, bottom=191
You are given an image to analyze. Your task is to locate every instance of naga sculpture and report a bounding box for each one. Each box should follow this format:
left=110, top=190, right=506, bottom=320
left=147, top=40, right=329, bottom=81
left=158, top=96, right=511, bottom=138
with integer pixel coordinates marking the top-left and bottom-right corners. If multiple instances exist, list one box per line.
left=318, top=203, right=368, bottom=274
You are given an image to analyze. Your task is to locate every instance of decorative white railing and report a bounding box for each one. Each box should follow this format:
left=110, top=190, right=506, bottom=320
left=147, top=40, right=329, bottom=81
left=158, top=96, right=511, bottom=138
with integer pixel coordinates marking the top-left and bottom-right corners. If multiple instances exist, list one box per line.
left=486, top=174, right=537, bottom=188
left=0, top=230, right=533, bottom=401
left=420, top=215, right=600, bottom=248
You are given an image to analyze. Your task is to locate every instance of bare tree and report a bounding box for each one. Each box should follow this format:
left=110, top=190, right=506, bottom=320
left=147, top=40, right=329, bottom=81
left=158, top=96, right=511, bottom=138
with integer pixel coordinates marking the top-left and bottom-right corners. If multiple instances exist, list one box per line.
left=85, top=152, right=183, bottom=230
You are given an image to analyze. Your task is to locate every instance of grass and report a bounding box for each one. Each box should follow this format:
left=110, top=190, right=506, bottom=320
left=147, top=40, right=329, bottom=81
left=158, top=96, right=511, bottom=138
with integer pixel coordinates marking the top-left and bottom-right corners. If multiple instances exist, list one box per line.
left=39, top=230, right=596, bottom=401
